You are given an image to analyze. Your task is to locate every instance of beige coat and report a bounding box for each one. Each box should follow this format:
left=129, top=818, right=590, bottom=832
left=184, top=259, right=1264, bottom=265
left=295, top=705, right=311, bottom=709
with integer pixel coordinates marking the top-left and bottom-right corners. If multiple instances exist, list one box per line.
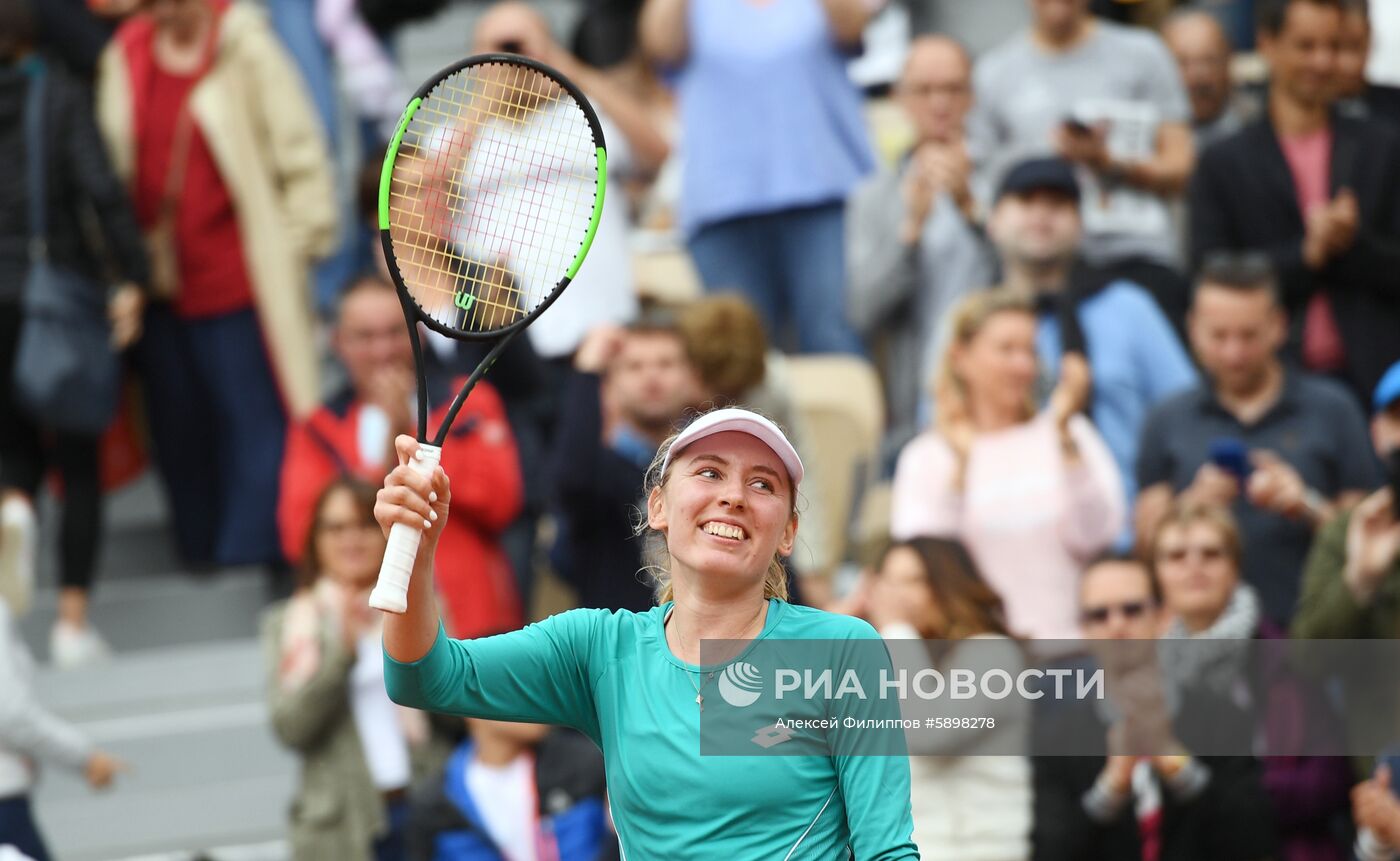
left=261, top=604, right=449, bottom=861
left=262, top=604, right=385, bottom=861
left=95, top=3, right=337, bottom=418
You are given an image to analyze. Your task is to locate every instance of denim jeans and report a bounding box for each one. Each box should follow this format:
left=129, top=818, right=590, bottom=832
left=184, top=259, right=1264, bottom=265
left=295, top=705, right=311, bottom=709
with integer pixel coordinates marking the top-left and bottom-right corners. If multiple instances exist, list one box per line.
left=135, top=306, right=288, bottom=567
left=688, top=201, right=862, bottom=355
left=373, top=797, right=409, bottom=861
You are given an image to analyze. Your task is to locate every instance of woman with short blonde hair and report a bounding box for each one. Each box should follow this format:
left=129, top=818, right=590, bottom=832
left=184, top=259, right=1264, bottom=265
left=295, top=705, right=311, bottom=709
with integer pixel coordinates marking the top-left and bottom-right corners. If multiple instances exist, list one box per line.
left=892, top=290, right=1125, bottom=642
left=1151, top=499, right=1352, bottom=861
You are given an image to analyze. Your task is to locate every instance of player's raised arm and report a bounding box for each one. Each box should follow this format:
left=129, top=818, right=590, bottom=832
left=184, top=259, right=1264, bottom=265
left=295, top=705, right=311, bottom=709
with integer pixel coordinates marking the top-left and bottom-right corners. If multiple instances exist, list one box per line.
left=375, top=434, right=451, bottom=662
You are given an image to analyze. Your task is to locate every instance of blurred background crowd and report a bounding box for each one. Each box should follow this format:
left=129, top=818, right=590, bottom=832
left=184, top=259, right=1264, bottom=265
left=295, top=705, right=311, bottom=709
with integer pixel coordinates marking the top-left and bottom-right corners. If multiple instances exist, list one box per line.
left=2, top=0, right=1400, bottom=858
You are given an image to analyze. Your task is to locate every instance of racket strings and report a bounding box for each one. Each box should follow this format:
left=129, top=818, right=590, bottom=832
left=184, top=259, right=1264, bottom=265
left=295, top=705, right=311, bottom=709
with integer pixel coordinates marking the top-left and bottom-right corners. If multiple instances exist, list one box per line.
left=400, top=70, right=590, bottom=289
left=386, top=60, right=598, bottom=335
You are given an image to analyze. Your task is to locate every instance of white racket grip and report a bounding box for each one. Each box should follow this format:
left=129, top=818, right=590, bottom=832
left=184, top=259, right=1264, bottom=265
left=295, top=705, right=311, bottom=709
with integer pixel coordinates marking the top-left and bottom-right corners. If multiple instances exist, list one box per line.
left=369, top=443, right=442, bottom=613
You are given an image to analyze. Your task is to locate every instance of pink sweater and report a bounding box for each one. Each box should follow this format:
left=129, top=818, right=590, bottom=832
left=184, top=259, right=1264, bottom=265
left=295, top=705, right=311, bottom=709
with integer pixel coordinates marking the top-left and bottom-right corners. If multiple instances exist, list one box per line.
left=891, top=413, right=1125, bottom=641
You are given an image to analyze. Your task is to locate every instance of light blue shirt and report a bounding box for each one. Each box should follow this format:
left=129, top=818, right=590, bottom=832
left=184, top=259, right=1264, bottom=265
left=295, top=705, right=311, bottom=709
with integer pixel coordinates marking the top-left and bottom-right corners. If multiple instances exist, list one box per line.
left=676, top=0, right=875, bottom=234
left=1036, top=281, right=1197, bottom=542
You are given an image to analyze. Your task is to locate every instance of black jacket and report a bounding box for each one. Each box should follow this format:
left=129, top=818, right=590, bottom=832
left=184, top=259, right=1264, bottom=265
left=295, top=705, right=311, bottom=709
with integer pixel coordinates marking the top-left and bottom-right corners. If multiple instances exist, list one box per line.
left=1190, top=110, right=1400, bottom=402
left=0, top=57, right=148, bottom=303
left=33, top=0, right=116, bottom=81
left=1338, top=83, right=1400, bottom=131
left=1030, top=683, right=1278, bottom=861
left=545, top=371, right=655, bottom=613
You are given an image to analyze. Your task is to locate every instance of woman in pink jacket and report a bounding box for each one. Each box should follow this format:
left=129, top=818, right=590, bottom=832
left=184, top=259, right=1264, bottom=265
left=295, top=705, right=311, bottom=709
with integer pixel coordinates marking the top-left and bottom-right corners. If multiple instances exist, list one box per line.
left=891, top=290, right=1124, bottom=642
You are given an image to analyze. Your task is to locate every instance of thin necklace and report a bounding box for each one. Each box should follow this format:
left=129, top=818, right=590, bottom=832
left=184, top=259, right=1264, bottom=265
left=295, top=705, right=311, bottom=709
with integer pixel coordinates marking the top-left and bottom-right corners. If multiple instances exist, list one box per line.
left=667, top=602, right=767, bottom=712
left=688, top=669, right=717, bottom=712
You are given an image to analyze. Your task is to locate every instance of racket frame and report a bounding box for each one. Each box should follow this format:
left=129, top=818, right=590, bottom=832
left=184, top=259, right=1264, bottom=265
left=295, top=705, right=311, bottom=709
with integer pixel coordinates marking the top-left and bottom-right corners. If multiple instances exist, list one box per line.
left=369, top=54, right=607, bottom=613
left=377, top=52, right=608, bottom=447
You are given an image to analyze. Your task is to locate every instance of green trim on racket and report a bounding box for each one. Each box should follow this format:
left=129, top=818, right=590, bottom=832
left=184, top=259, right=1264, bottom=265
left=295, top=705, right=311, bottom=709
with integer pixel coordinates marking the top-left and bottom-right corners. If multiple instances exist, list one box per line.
left=567, top=146, right=607, bottom=281
left=378, top=97, right=422, bottom=231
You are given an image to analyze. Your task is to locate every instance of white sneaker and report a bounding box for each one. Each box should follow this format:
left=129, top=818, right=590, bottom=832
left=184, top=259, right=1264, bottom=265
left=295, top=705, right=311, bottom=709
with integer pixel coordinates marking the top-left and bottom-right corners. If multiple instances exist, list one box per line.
left=51, top=621, right=113, bottom=669
left=0, top=496, right=37, bottom=617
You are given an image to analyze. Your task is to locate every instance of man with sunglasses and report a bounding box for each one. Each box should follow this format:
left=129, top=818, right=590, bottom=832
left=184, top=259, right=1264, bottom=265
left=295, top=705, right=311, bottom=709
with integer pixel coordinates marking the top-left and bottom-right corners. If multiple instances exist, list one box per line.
left=1030, top=555, right=1277, bottom=861
left=1077, top=557, right=1164, bottom=638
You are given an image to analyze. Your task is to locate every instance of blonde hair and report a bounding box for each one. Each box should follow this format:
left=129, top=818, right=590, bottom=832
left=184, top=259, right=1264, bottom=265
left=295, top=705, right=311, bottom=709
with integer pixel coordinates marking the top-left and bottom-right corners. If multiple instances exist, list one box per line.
left=1149, top=500, right=1243, bottom=573
left=635, top=415, right=796, bottom=605
left=931, top=289, right=1038, bottom=420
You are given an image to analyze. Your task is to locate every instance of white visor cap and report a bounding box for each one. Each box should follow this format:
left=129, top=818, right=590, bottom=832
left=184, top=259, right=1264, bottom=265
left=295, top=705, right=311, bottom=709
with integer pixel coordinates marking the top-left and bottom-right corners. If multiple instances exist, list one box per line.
left=661, top=408, right=804, bottom=489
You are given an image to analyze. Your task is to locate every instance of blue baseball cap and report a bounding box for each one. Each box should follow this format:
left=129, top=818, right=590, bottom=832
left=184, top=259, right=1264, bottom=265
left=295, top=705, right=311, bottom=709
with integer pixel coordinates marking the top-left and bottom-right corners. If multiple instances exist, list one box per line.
left=1374, top=360, right=1400, bottom=413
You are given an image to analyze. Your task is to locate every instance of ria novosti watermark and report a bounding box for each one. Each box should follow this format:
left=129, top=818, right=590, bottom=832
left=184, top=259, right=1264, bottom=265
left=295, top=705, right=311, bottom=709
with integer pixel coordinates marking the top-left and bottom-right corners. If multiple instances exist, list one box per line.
left=695, top=637, right=1400, bottom=758
left=764, top=666, right=1105, bottom=704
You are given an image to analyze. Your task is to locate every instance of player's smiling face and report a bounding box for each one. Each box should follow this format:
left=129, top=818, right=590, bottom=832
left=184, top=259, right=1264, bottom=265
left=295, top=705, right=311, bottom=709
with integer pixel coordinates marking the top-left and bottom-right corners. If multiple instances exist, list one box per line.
left=648, top=432, right=797, bottom=587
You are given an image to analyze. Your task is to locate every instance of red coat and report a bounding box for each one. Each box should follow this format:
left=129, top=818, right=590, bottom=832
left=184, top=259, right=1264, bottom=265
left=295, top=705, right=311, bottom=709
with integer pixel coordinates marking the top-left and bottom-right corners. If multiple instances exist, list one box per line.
left=278, top=379, right=524, bottom=639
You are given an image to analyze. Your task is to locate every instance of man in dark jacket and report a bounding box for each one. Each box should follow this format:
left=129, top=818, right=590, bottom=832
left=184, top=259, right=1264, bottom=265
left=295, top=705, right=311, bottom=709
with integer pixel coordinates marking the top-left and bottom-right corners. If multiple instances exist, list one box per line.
left=1031, top=556, right=1277, bottom=861
left=1189, top=0, right=1400, bottom=405
left=546, top=317, right=697, bottom=612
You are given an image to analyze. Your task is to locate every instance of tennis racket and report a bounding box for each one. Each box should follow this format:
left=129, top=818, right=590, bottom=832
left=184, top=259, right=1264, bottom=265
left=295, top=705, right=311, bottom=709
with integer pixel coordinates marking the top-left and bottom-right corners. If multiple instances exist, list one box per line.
left=369, top=54, right=607, bottom=613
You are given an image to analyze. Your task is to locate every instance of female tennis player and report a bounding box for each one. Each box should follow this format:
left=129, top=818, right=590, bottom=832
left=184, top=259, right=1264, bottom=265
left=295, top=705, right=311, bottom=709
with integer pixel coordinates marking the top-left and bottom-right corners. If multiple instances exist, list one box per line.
left=377, top=407, right=919, bottom=858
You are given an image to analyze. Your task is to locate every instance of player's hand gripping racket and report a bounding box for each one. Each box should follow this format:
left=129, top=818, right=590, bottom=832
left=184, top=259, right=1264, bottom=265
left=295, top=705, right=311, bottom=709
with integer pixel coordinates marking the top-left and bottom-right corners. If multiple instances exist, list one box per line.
left=369, top=55, right=606, bottom=612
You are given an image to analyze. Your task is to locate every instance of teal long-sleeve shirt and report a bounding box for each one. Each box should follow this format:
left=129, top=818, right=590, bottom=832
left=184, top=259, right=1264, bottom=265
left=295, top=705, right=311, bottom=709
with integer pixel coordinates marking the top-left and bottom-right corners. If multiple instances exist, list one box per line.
left=384, top=598, right=920, bottom=859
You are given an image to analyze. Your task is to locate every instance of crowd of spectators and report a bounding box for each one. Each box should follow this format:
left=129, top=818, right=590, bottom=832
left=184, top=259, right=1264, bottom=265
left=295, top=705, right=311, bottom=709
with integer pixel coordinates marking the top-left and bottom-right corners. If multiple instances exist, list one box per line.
left=4, top=0, right=1400, bottom=858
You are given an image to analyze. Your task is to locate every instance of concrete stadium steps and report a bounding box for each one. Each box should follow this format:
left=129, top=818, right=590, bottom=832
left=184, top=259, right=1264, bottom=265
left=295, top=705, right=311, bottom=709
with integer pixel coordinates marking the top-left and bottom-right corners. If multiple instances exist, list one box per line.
left=29, top=639, right=295, bottom=861
left=17, top=471, right=272, bottom=661
left=17, top=568, right=273, bottom=661
left=20, top=473, right=291, bottom=860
